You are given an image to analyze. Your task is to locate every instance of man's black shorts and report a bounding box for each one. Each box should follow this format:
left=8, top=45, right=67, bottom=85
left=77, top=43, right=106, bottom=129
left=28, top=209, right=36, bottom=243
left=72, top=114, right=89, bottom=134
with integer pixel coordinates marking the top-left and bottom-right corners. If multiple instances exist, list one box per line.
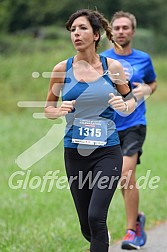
left=118, top=125, right=146, bottom=164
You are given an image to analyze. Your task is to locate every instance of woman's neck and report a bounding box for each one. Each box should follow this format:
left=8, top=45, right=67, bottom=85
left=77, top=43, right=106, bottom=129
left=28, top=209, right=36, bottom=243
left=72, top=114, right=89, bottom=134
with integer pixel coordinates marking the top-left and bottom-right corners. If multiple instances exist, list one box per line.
left=74, top=49, right=99, bottom=63
left=72, top=53, right=103, bottom=82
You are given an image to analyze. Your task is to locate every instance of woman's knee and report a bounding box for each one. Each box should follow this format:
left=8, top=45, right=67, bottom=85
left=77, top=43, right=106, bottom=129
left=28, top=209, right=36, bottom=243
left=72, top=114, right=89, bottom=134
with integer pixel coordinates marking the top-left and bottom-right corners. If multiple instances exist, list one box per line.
left=81, top=225, right=91, bottom=242
left=88, top=210, right=104, bottom=232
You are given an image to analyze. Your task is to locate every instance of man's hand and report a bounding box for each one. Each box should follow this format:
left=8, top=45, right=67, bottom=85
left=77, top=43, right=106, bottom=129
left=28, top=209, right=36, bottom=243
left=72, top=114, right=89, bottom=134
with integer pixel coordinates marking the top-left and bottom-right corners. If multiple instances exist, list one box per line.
left=132, top=82, right=152, bottom=101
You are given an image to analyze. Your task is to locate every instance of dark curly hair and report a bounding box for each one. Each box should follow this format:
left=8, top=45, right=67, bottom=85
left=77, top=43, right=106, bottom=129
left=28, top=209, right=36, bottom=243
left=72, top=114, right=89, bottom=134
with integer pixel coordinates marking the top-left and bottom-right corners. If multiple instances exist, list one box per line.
left=66, top=9, right=122, bottom=51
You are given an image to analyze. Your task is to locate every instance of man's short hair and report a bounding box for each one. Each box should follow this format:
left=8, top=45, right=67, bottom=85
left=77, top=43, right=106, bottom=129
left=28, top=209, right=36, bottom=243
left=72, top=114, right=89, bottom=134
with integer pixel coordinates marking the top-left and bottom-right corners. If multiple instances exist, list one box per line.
left=111, top=11, right=137, bottom=30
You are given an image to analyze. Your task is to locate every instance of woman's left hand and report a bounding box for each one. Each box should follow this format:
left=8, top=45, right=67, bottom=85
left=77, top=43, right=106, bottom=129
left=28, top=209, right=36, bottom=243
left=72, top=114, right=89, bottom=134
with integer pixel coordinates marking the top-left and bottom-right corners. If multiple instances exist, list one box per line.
left=108, top=93, right=127, bottom=112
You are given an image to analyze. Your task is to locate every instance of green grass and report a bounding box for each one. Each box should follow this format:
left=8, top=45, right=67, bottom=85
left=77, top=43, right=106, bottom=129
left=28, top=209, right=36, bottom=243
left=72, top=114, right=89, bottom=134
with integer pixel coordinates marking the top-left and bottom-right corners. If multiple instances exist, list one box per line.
left=0, top=34, right=167, bottom=251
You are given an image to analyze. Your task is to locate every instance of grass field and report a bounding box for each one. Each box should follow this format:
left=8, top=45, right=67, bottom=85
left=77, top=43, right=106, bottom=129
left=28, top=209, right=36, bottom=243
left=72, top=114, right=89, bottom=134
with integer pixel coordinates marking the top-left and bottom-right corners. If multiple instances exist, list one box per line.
left=0, top=35, right=167, bottom=251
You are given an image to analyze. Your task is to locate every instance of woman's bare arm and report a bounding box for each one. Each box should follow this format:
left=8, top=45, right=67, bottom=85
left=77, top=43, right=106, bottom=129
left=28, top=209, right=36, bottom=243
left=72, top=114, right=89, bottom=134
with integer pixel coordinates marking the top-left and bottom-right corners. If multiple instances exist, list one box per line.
left=45, top=60, right=75, bottom=119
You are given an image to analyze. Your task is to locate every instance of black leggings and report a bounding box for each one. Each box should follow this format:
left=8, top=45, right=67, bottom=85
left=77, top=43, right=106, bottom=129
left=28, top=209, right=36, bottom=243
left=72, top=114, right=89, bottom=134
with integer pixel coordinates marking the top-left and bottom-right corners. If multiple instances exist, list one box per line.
left=64, top=145, right=123, bottom=252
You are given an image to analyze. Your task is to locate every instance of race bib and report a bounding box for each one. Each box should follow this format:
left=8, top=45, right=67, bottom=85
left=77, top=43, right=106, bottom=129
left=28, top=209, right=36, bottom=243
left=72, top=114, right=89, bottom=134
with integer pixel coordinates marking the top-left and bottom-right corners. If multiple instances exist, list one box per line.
left=72, top=118, right=107, bottom=146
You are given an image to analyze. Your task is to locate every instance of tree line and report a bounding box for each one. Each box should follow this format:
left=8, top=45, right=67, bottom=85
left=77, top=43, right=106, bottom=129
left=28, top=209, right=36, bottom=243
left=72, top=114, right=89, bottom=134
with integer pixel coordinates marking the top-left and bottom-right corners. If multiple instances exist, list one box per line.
left=0, top=0, right=166, bottom=52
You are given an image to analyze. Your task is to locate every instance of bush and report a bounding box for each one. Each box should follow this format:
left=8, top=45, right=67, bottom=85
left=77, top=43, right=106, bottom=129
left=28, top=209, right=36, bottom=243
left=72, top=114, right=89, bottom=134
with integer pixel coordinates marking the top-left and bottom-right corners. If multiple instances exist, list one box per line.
left=132, top=28, right=155, bottom=54
left=0, top=26, right=70, bottom=55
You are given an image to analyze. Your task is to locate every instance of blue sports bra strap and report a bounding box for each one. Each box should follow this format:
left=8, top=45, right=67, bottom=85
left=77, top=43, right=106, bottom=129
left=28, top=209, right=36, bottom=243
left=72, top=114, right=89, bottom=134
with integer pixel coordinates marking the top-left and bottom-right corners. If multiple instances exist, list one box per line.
left=100, top=55, right=114, bottom=86
left=66, top=57, right=73, bottom=72
left=64, top=57, right=73, bottom=83
left=100, top=55, right=108, bottom=72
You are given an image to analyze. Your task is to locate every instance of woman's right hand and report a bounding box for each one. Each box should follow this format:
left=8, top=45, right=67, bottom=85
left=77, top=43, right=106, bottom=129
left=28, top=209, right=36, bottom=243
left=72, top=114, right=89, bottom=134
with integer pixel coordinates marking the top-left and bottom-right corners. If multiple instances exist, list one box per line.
left=59, top=100, right=76, bottom=115
left=45, top=100, right=76, bottom=119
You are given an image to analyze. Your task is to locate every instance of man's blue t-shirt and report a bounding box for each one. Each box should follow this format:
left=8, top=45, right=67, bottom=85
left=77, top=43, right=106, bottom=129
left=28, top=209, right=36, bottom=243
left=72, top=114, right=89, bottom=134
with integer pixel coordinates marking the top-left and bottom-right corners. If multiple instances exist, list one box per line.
left=101, top=48, right=156, bottom=131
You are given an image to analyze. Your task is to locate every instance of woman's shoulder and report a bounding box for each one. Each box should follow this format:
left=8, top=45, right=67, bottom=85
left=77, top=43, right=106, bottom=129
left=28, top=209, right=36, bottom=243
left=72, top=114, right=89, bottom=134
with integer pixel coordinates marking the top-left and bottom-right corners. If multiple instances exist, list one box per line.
left=52, top=59, right=67, bottom=73
left=50, top=59, right=69, bottom=83
left=106, top=57, right=122, bottom=71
